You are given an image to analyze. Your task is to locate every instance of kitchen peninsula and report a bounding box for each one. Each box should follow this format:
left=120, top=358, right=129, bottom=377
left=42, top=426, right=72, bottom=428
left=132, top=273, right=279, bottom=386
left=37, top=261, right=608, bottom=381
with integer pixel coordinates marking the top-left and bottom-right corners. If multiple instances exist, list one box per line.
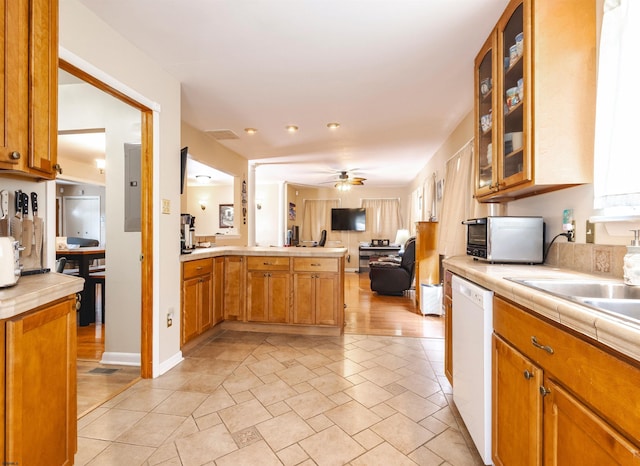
left=180, top=246, right=347, bottom=346
left=0, top=272, right=84, bottom=465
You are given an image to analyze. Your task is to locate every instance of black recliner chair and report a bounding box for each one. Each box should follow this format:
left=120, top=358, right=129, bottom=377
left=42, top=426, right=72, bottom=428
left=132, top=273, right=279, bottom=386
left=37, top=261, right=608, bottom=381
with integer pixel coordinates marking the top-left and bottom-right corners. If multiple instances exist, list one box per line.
left=369, top=236, right=416, bottom=296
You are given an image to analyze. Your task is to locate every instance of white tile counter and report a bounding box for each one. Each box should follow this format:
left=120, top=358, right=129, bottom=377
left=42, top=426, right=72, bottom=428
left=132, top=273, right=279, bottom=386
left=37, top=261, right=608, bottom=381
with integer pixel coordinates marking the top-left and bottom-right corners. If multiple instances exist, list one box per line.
left=444, top=256, right=640, bottom=362
left=180, top=246, right=348, bottom=262
left=0, top=272, right=84, bottom=320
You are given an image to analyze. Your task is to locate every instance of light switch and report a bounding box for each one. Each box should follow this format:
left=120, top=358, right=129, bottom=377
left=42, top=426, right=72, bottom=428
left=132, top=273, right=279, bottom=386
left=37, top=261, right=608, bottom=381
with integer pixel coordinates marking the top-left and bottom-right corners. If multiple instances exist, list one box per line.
left=162, top=199, right=170, bottom=214
left=586, top=220, right=595, bottom=243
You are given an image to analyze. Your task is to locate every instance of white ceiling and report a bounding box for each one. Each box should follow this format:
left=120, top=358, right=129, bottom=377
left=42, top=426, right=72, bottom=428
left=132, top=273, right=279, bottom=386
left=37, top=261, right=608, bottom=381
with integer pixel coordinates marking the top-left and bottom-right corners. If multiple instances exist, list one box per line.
left=78, top=0, right=510, bottom=188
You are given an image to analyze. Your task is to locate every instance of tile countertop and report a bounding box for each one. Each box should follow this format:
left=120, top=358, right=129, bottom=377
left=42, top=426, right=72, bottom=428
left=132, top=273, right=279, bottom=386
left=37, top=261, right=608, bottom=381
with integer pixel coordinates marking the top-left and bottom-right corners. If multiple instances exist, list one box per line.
left=180, top=246, right=348, bottom=262
left=444, top=255, right=640, bottom=363
left=0, top=272, right=84, bottom=320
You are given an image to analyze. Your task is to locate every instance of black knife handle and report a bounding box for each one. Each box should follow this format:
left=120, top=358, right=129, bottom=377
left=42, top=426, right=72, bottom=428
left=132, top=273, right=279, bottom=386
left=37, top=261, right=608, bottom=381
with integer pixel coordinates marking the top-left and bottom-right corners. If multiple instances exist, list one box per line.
left=22, top=192, right=28, bottom=216
left=31, top=192, right=38, bottom=214
left=15, top=190, right=22, bottom=213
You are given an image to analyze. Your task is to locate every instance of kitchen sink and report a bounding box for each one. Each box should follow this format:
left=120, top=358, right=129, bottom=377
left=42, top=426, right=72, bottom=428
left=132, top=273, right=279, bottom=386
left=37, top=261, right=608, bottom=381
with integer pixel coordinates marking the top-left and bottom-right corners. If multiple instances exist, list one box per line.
left=507, top=278, right=640, bottom=323
left=575, top=298, right=640, bottom=321
left=508, top=278, right=640, bottom=300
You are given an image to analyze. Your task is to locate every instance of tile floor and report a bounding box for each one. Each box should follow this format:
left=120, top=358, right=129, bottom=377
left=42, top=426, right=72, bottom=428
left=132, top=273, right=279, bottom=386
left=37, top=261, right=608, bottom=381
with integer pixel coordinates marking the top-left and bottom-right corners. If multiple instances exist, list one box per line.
left=75, top=329, right=483, bottom=465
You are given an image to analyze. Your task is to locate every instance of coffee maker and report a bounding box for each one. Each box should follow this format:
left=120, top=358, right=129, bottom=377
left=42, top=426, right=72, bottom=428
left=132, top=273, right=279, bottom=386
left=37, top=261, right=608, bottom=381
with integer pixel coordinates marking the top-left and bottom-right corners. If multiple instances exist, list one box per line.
left=181, top=213, right=196, bottom=253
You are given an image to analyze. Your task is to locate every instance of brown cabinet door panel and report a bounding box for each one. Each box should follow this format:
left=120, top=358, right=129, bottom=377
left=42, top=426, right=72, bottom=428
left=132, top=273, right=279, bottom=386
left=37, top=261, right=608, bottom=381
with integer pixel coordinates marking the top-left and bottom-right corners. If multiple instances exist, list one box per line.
left=492, top=334, right=542, bottom=466
left=268, top=272, right=290, bottom=323
left=315, top=274, right=338, bottom=325
left=292, top=274, right=314, bottom=324
left=543, top=379, right=640, bottom=466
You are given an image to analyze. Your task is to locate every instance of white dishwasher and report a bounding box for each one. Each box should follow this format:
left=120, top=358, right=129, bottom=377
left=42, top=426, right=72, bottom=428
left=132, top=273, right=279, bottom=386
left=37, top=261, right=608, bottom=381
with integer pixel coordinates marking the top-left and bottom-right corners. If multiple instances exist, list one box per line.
left=452, top=274, right=493, bottom=465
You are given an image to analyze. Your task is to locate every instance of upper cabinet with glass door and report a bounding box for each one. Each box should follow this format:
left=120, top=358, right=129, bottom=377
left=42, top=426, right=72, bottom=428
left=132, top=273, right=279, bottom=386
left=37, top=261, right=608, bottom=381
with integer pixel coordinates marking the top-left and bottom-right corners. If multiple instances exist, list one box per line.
left=474, top=0, right=596, bottom=202
left=474, top=31, right=497, bottom=197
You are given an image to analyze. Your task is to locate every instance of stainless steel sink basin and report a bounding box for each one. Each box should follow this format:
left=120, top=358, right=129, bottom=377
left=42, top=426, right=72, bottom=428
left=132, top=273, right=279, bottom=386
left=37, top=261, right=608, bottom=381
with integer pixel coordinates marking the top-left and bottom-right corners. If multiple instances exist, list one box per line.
left=507, top=278, right=640, bottom=323
left=576, top=298, right=640, bottom=321
left=508, top=278, right=640, bottom=300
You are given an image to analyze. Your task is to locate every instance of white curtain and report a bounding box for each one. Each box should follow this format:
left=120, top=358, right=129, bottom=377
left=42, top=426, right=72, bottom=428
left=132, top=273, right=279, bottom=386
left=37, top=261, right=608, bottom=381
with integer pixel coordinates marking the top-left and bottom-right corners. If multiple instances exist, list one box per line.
left=438, top=141, right=479, bottom=257
left=301, top=199, right=339, bottom=242
left=593, top=0, right=640, bottom=209
left=361, top=198, right=402, bottom=241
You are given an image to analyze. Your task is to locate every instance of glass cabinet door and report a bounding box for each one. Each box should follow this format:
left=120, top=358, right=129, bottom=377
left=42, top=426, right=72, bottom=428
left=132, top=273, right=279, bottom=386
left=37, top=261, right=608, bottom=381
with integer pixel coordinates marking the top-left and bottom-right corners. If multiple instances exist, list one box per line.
left=498, top=1, right=527, bottom=187
left=474, top=32, right=497, bottom=197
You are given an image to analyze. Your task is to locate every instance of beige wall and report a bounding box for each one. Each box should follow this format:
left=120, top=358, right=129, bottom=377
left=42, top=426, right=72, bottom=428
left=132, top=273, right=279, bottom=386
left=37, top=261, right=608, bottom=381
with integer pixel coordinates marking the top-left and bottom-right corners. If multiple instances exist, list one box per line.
left=181, top=122, right=248, bottom=246
left=61, top=0, right=182, bottom=373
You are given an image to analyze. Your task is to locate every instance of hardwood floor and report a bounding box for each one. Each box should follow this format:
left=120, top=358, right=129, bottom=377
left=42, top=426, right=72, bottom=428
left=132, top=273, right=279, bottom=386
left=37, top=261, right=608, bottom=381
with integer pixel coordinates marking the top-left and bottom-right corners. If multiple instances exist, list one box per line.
left=77, top=323, right=141, bottom=419
left=76, top=270, right=442, bottom=418
left=344, top=271, right=444, bottom=338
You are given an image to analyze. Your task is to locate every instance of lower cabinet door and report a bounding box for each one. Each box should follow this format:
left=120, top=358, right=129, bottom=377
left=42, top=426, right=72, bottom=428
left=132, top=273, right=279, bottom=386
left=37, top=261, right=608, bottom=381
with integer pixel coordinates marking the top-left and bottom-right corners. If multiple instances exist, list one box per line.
left=182, top=276, right=201, bottom=344
left=5, top=297, right=77, bottom=466
left=492, top=334, right=543, bottom=466
left=543, top=379, right=640, bottom=466
left=314, top=273, right=338, bottom=325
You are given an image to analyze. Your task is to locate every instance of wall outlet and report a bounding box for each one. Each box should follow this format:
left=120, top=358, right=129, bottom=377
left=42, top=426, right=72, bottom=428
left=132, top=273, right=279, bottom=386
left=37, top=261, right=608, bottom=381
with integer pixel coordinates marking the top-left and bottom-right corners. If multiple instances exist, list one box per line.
left=586, top=220, right=595, bottom=243
left=166, top=311, right=173, bottom=327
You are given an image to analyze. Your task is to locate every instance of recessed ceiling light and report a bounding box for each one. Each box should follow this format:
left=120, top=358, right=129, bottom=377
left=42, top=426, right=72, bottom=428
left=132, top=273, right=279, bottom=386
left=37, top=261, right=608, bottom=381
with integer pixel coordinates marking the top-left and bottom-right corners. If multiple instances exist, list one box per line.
left=286, top=125, right=299, bottom=133
left=327, top=122, right=340, bottom=129
left=244, top=128, right=258, bottom=135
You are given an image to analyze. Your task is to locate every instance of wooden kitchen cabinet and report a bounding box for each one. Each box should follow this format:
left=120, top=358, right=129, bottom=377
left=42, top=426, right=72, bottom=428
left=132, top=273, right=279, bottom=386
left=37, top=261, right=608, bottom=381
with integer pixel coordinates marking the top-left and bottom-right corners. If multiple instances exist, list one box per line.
left=292, top=258, right=341, bottom=326
left=181, top=258, right=213, bottom=346
left=493, top=296, right=640, bottom=464
left=224, top=256, right=245, bottom=320
left=0, top=0, right=59, bottom=179
left=414, top=221, right=439, bottom=309
left=443, top=271, right=453, bottom=385
left=246, top=256, right=290, bottom=323
left=213, top=256, right=224, bottom=324
left=474, top=0, right=595, bottom=202
left=492, top=335, right=542, bottom=466
left=2, top=295, right=77, bottom=466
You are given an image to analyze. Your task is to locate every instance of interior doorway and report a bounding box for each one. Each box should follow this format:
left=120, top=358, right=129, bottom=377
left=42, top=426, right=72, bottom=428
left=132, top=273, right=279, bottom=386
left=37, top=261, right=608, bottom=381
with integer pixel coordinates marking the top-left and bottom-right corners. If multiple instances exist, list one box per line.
left=58, top=60, right=154, bottom=388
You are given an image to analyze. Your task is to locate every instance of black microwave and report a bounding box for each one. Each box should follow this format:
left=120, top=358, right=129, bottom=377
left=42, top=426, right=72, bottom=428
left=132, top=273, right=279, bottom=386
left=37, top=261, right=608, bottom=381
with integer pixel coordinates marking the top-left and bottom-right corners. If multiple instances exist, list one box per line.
left=462, top=216, right=543, bottom=263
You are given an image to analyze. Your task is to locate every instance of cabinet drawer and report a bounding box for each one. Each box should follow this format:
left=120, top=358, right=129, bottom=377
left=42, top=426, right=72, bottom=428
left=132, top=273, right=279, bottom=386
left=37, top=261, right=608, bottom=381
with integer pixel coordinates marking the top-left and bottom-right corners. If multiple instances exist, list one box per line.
left=293, top=258, right=338, bottom=273
left=493, top=296, right=640, bottom=444
left=246, top=256, right=290, bottom=271
left=183, top=258, right=213, bottom=279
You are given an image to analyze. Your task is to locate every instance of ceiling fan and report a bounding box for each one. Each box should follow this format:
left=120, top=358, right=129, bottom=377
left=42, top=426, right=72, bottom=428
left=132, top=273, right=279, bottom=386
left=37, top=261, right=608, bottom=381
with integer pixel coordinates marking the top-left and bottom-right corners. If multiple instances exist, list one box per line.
left=330, top=171, right=367, bottom=190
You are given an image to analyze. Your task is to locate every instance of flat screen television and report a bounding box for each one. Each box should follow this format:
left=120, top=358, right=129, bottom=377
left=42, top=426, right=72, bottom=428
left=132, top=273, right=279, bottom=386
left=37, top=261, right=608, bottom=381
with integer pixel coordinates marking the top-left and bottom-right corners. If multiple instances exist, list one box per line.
left=331, top=208, right=366, bottom=231
left=180, top=146, right=188, bottom=194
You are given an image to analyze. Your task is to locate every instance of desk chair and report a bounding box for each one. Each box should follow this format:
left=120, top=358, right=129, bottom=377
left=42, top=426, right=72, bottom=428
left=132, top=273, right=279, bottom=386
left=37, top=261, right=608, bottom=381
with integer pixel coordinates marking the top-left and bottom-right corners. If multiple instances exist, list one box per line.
left=315, top=230, right=327, bottom=247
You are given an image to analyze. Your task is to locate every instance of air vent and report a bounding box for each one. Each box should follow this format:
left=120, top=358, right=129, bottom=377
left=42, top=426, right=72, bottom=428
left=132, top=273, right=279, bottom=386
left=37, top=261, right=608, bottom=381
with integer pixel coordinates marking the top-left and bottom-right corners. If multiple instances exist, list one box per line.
left=205, top=129, right=239, bottom=140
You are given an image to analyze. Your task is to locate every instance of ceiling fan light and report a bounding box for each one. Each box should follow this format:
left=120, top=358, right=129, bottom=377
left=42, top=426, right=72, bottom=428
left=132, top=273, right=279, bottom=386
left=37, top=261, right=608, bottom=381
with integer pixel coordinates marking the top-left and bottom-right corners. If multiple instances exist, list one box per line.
left=244, top=127, right=258, bottom=135
left=327, top=122, right=340, bottom=129
left=336, top=181, right=351, bottom=192
left=286, top=125, right=299, bottom=133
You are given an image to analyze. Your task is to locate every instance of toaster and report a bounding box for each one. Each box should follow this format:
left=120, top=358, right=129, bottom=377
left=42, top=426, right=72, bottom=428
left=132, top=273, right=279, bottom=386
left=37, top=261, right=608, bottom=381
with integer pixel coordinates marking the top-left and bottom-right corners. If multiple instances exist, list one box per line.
left=0, top=237, right=20, bottom=288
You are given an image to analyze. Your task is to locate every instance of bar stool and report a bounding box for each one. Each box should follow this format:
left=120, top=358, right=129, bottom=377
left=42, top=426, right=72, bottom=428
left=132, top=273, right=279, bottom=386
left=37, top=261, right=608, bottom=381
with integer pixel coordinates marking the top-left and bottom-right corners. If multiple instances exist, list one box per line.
left=88, top=271, right=106, bottom=324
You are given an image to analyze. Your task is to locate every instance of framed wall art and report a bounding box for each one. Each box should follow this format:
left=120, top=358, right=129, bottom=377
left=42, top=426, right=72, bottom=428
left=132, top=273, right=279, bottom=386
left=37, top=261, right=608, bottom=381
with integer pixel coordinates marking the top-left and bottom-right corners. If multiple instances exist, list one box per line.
left=219, top=204, right=234, bottom=228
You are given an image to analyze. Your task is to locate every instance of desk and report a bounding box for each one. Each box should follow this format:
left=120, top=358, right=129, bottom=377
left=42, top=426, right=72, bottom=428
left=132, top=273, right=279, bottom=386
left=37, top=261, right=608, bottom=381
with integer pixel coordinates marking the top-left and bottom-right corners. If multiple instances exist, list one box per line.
left=56, top=247, right=105, bottom=326
left=358, top=245, right=402, bottom=273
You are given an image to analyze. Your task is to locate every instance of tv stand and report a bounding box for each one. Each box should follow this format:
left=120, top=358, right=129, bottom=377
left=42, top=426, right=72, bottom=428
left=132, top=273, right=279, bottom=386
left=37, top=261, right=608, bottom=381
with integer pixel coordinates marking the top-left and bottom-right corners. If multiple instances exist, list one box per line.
left=358, top=245, right=402, bottom=273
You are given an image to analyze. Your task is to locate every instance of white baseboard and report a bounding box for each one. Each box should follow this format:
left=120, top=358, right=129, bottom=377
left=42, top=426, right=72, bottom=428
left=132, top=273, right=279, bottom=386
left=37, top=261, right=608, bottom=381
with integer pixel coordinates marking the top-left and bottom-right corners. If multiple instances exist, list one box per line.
left=100, top=352, right=141, bottom=366
left=154, top=351, right=184, bottom=377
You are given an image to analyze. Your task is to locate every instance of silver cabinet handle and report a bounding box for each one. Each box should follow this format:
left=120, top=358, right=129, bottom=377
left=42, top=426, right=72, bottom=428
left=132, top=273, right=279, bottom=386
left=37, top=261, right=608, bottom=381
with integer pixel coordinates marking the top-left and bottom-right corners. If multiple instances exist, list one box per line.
left=523, top=370, right=534, bottom=380
left=531, top=336, right=554, bottom=354
left=539, top=386, right=551, bottom=397
left=311, top=263, right=321, bottom=266
left=10, top=151, right=20, bottom=160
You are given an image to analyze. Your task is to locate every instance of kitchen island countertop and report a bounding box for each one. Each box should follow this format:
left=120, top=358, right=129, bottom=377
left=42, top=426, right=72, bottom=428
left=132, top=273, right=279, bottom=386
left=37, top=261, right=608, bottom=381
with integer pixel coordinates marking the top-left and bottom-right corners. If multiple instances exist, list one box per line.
left=180, top=246, right=348, bottom=262
left=0, top=272, right=84, bottom=320
left=444, top=255, right=640, bottom=363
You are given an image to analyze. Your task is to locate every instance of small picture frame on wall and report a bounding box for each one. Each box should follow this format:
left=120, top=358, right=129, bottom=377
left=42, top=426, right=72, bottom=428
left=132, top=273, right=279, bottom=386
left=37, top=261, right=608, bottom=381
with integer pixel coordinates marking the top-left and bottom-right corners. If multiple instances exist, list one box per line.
left=289, top=202, right=296, bottom=220
left=436, top=179, right=444, bottom=200
left=219, top=204, right=234, bottom=228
